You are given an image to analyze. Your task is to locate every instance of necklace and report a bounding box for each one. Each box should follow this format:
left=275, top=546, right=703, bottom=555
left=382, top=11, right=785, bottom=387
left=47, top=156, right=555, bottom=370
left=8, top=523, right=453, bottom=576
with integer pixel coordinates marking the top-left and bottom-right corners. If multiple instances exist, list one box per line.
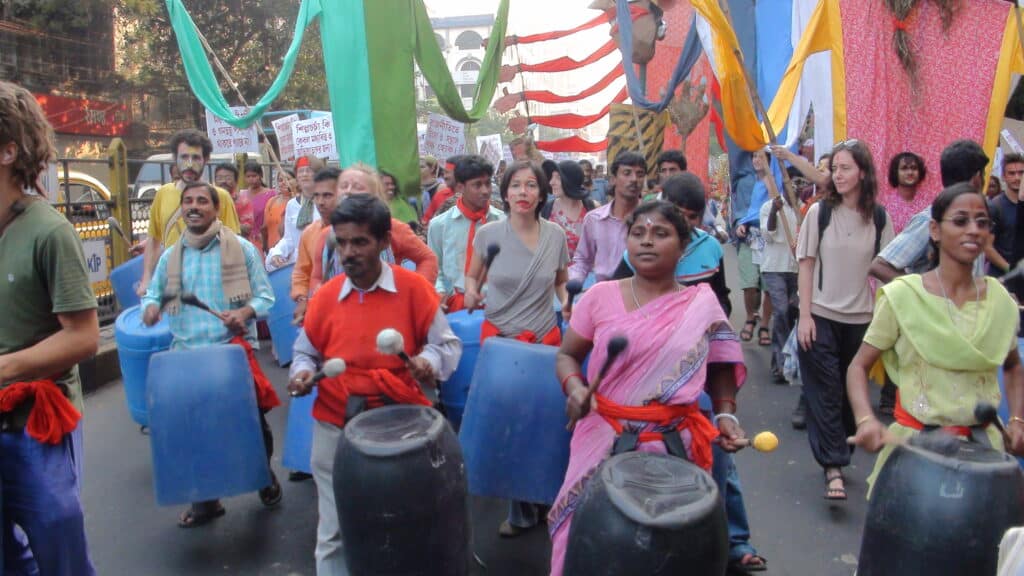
left=934, top=267, right=980, bottom=335
left=630, top=276, right=680, bottom=318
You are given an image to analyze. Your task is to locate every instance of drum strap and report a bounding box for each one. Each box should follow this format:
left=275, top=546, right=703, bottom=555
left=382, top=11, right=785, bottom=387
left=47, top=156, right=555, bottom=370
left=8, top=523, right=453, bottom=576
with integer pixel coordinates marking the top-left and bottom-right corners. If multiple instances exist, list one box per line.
left=344, top=394, right=396, bottom=425
left=894, top=391, right=991, bottom=447
left=596, top=395, right=718, bottom=470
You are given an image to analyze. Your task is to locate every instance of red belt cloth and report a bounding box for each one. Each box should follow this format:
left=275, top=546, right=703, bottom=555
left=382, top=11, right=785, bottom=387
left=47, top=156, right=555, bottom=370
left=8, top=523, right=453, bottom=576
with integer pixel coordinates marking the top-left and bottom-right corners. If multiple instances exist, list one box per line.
left=337, top=367, right=432, bottom=426
left=445, top=292, right=466, bottom=314
left=231, top=336, right=281, bottom=412
left=893, top=391, right=973, bottom=438
left=595, top=395, right=719, bottom=471
left=480, top=319, right=562, bottom=346
left=0, top=379, right=81, bottom=445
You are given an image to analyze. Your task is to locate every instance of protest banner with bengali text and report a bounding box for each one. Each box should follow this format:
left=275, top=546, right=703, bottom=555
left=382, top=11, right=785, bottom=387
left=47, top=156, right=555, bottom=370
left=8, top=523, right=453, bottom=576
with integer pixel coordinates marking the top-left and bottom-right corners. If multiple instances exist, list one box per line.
left=205, top=106, right=260, bottom=154
left=294, top=116, right=338, bottom=161
left=421, top=113, right=465, bottom=159
left=476, top=134, right=503, bottom=167
left=272, top=114, right=300, bottom=163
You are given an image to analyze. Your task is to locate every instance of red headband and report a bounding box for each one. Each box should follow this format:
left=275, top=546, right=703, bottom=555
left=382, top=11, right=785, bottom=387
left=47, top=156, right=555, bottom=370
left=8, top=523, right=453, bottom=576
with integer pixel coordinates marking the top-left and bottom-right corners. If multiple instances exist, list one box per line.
left=445, top=162, right=456, bottom=171
left=295, top=157, right=310, bottom=169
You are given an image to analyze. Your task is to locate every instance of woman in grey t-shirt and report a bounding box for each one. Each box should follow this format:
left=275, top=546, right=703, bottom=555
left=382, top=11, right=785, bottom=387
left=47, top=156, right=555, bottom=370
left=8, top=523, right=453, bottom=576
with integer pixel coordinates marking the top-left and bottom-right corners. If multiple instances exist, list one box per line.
left=463, top=160, right=570, bottom=537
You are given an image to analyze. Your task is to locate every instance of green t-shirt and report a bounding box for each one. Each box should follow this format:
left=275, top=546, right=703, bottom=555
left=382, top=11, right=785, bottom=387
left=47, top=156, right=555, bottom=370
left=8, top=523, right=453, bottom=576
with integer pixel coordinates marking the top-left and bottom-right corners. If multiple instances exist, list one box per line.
left=0, top=199, right=97, bottom=417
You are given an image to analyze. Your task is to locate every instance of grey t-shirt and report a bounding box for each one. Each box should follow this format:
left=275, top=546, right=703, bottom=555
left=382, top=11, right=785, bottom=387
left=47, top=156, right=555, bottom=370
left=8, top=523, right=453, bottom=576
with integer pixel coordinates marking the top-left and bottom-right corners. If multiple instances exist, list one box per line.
left=474, top=219, right=569, bottom=339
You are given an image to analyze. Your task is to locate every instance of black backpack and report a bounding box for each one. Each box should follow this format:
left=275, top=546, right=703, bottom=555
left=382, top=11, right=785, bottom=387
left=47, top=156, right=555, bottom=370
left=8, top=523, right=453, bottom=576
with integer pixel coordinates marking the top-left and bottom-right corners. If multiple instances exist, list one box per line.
left=816, top=202, right=888, bottom=290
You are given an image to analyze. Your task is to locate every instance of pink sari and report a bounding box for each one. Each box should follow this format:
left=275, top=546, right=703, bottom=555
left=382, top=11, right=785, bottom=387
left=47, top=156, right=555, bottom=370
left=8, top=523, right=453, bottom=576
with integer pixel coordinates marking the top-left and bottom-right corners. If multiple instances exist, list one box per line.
left=548, top=280, right=746, bottom=576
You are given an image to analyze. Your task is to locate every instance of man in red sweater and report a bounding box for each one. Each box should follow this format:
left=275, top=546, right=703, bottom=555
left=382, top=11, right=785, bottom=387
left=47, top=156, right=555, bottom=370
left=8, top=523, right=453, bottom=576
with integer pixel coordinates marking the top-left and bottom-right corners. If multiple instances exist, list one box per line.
left=288, top=194, right=461, bottom=574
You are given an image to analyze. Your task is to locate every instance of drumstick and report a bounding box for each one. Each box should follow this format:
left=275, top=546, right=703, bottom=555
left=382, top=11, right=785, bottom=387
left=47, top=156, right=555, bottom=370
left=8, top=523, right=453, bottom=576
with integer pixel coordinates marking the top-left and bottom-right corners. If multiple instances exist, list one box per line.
left=468, top=244, right=501, bottom=315
left=290, top=358, right=347, bottom=397
left=730, top=431, right=779, bottom=453
left=567, top=335, right=628, bottom=431
left=563, top=279, right=584, bottom=318
left=376, top=328, right=413, bottom=366
left=160, top=292, right=219, bottom=318
left=975, top=401, right=1012, bottom=445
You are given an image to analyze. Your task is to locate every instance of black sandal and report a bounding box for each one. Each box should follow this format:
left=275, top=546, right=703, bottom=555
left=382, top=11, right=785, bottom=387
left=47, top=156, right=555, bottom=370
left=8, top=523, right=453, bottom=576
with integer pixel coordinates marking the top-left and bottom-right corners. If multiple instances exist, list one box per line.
left=758, top=327, right=771, bottom=346
left=825, top=469, right=847, bottom=501
left=728, top=553, right=767, bottom=573
left=259, top=472, right=283, bottom=507
left=740, top=319, right=757, bottom=341
left=178, top=503, right=226, bottom=528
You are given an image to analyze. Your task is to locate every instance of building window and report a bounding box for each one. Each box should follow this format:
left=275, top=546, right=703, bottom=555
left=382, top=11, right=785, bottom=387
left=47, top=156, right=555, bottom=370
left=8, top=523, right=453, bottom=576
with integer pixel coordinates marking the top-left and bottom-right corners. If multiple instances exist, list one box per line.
left=454, top=30, right=483, bottom=50
left=460, top=84, right=475, bottom=98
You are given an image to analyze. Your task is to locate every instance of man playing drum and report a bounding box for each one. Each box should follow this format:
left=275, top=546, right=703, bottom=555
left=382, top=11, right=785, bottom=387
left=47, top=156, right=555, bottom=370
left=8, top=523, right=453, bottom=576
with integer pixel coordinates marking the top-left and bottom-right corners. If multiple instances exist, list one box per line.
left=289, top=194, right=461, bottom=576
left=141, top=181, right=278, bottom=527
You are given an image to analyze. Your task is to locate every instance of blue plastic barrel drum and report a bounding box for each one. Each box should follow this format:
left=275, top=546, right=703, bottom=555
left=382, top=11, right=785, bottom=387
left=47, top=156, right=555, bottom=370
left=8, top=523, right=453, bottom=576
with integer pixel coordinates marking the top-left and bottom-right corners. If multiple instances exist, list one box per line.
left=146, top=344, right=271, bottom=505
left=114, top=305, right=172, bottom=427
left=110, top=254, right=144, bottom=310
left=440, top=310, right=483, bottom=429
left=267, top=264, right=299, bottom=367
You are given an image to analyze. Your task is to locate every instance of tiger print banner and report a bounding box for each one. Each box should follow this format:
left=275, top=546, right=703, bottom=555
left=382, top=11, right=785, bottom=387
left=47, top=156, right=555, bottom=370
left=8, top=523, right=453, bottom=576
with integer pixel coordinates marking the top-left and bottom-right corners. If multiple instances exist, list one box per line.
left=606, top=103, right=668, bottom=174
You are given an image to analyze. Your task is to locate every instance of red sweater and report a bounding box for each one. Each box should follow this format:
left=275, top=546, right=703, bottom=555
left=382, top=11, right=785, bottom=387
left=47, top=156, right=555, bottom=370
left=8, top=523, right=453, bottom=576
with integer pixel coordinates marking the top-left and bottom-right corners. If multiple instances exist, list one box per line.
left=304, top=265, right=440, bottom=427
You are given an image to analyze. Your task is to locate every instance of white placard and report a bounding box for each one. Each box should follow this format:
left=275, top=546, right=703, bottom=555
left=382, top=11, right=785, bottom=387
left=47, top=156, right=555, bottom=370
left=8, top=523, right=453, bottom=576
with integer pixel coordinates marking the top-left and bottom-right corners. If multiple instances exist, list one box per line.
left=293, top=116, right=338, bottom=161
left=476, top=134, right=503, bottom=167
left=421, top=113, right=466, bottom=159
left=82, top=239, right=108, bottom=284
left=205, top=106, right=260, bottom=154
left=272, top=113, right=301, bottom=163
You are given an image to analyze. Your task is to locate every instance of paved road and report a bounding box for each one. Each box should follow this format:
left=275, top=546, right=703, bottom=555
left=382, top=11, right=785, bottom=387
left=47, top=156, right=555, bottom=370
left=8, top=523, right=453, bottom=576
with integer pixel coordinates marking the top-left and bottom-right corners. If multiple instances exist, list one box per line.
left=82, top=251, right=880, bottom=575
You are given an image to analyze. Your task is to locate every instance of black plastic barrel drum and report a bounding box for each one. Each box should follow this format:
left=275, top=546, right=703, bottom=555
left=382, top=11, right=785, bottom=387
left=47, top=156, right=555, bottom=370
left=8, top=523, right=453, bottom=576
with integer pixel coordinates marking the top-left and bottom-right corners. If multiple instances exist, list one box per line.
left=564, top=451, right=729, bottom=575
left=858, top=433, right=1024, bottom=575
left=334, top=405, right=469, bottom=576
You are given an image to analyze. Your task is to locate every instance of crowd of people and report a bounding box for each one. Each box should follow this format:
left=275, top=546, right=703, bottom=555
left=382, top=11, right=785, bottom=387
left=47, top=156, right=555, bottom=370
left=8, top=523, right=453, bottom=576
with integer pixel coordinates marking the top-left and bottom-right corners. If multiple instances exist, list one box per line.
left=5, top=72, right=1024, bottom=574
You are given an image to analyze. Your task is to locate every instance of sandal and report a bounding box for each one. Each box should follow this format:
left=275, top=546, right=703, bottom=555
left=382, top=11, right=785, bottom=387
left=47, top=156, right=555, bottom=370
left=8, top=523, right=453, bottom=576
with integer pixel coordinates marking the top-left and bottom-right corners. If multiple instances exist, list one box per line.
left=178, top=503, right=226, bottom=528
left=259, top=472, right=283, bottom=507
left=825, top=469, right=847, bottom=501
left=728, top=553, right=767, bottom=573
left=740, top=319, right=757, bottom=342
left=758, top=327, right=771, bottom=346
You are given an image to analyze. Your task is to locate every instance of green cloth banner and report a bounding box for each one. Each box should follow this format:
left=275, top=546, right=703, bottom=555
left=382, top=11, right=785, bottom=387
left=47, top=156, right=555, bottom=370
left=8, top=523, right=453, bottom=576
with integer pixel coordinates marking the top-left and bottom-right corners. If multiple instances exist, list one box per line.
left=164, top=0, right=509, bottom=207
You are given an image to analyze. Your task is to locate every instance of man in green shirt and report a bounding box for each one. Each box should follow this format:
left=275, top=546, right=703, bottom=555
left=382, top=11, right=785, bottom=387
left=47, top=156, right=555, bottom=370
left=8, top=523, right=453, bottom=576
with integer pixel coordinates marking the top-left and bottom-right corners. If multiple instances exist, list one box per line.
left=0, top=81, right=99, bottom=574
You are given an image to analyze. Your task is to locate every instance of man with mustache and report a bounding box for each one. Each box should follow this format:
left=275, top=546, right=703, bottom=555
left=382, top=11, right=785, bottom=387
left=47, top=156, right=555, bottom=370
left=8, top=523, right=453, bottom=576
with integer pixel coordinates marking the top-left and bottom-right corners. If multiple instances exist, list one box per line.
left=289, top=194, right=461, bottom=574
left=140, top=182, right=278, bottom=528
left=569, top=151, right=647, bottom=285
left=138, top=129, right=241, bottom=296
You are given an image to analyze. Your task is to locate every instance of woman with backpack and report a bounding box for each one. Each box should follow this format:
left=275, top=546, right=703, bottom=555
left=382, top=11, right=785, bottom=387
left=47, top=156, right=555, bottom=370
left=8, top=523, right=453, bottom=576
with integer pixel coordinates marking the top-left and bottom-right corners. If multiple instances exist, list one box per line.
left=796, top=139, right=894, bottom=501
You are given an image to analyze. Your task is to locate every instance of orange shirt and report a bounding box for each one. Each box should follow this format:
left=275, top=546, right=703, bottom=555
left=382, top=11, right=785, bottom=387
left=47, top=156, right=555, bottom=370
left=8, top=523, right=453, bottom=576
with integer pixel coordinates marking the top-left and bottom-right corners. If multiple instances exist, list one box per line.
left=264, top=194, right=290, bottom=250
left=309, top=218, right=438, bottom=295
left=290, top=220, right=329, bottom=301
left=303, top=265, right=439, bottom=427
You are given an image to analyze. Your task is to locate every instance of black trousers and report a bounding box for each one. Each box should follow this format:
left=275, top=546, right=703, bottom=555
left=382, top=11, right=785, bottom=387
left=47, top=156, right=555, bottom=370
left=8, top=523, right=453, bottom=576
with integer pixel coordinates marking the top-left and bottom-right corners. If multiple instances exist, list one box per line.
left=797, top=314, right=867, bottom=469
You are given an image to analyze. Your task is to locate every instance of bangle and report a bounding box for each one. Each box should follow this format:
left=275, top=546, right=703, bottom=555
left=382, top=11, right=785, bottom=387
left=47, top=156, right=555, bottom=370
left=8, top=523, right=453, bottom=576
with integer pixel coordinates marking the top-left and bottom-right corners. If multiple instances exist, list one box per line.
left=856, top=415, right=876, bottom=427
left=1011, top=416, right=1024, bottom=427
left=560, top=372, right=585, bottom=395
left=713, top=413, right=740, bottom=427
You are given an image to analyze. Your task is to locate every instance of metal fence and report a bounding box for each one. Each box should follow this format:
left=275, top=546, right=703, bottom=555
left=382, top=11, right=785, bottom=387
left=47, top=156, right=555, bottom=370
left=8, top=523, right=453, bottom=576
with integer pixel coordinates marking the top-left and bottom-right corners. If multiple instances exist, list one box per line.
left=53, top=140, right=272, bottom=326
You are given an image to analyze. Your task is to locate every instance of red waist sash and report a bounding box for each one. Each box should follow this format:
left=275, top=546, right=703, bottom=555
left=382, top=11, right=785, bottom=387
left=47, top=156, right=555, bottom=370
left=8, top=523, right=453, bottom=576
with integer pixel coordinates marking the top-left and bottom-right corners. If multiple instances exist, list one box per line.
left=0, top=379, right=81, bottom=444
left=231, top=336, right=281, bottom=412
left=893, top=391, right=973, bottom=438
left=595, top=395, right=718, bottom=470
left=338, top=367, right=432, bottom=426
left=480, top=319, right=562, bottom=346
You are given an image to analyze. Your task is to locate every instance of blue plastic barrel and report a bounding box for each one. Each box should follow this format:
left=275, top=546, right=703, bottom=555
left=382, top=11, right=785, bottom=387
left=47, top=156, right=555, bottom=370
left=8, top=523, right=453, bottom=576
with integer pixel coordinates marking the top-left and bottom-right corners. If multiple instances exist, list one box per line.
left=459, top=337, right=571, bottom=505
left=268, top=264, right=298, bottom=367
left=441, top=310, right=484, bottom=429
left=114, top=305, right=172, bottom=427
left=146, top=344, right=271, bottom=505
left=110, top=255, right=144, bottom=310
left=282, top=387, right=318, bottom=474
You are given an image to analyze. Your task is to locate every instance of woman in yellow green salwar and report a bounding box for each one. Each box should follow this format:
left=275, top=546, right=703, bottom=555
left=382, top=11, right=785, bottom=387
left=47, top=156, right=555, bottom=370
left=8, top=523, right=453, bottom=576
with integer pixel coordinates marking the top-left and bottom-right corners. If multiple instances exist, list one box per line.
left=847, top=182, right=1024, bottom=496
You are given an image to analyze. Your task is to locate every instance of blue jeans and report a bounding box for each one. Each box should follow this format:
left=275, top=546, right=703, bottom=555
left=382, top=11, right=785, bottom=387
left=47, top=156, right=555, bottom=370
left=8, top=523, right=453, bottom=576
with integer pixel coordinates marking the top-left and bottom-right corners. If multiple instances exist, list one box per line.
left=2, top=426, right=95, bottom=576
left=700, top=393, right=757, bottom=560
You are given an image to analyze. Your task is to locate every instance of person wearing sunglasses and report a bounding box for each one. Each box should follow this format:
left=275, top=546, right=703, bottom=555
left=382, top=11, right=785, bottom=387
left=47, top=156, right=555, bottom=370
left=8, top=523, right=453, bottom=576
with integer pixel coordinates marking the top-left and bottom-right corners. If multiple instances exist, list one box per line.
left=847, top=182, right=1024, bottom=498
left=796, top=139, right=895, bottom=501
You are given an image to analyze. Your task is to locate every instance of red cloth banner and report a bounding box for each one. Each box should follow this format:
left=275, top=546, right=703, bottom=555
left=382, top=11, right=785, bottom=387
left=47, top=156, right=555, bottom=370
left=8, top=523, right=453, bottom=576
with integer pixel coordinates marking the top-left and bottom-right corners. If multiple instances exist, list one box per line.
left=34, top=93, right=130, bottom=137
left=505, top=12, right=609, bottom=44
left=526, top=87, right=629, bottom=130
left=504, top=39, right=619, bottom=76
left=495, top=65, right=625, bottom=113
left=536, top=136, right=609, bottom=153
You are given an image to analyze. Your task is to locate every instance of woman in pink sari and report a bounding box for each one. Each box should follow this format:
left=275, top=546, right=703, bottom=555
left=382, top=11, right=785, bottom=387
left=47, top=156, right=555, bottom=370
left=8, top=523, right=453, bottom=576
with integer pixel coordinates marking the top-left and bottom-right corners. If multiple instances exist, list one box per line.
left=551, top=201, right=748, bottom=575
